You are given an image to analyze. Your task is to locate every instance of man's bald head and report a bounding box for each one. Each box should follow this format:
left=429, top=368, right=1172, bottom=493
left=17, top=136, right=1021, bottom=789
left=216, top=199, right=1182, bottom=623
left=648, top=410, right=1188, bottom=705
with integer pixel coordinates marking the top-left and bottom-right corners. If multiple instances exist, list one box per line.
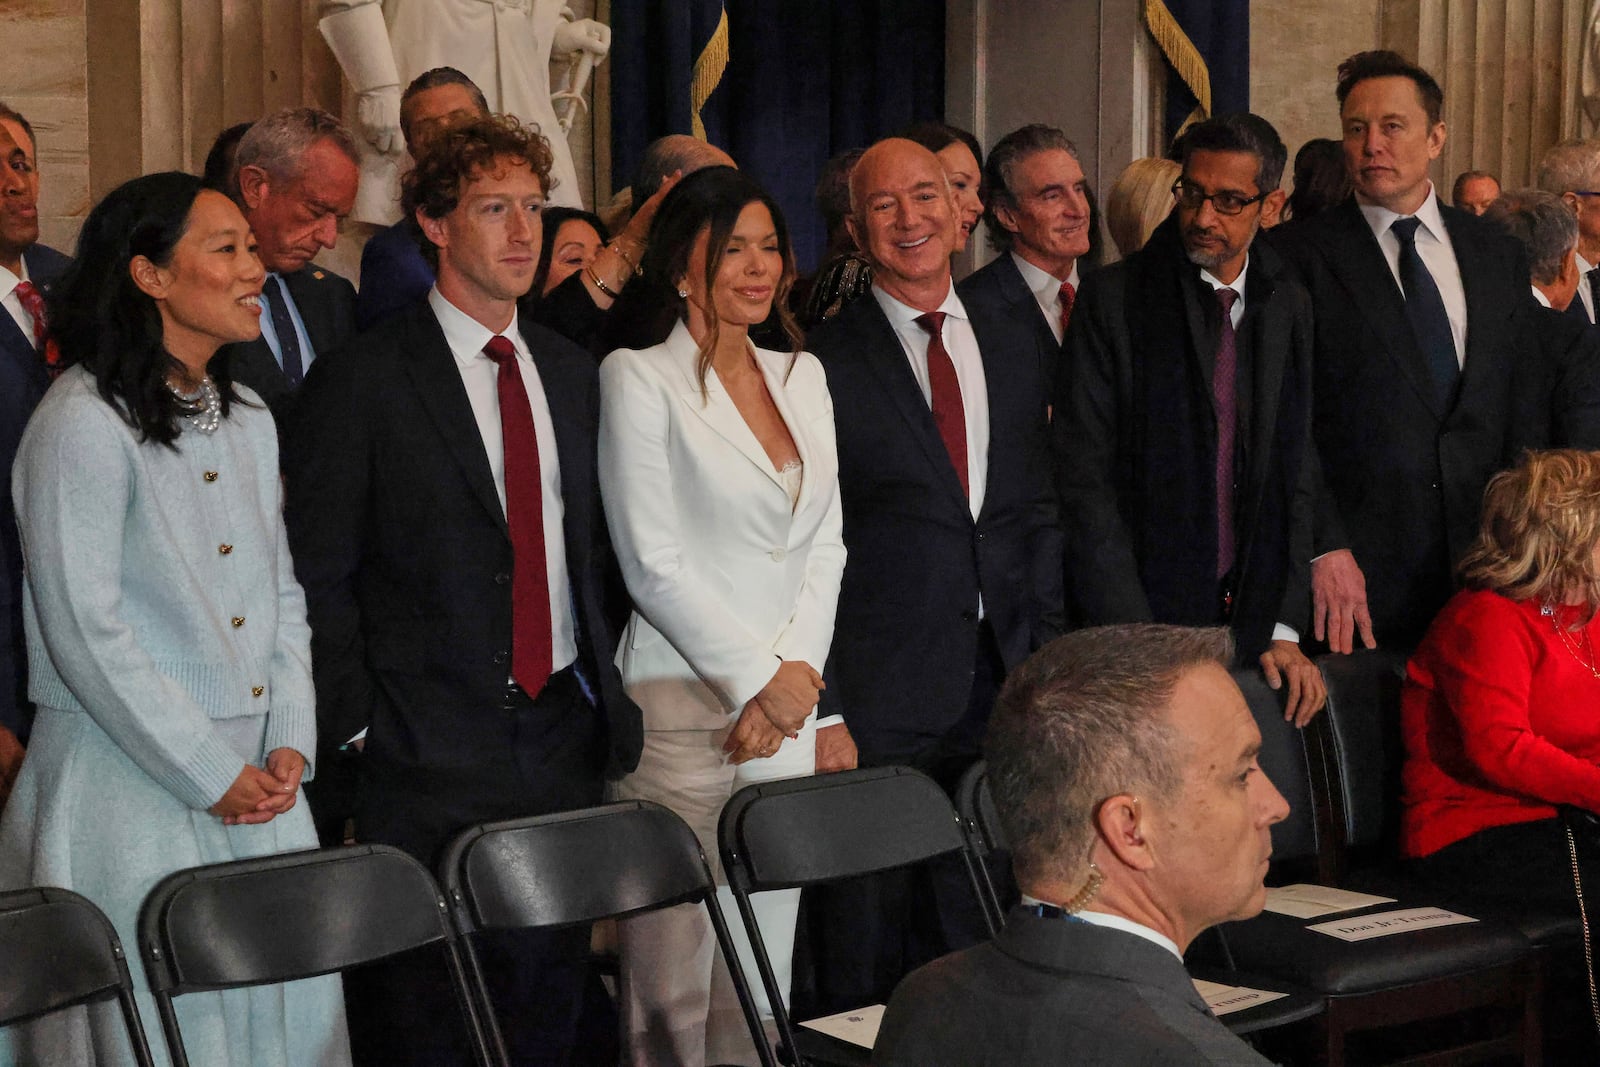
left=634, top=134, right=736, bottom=204
left=846, top=138, right=958, bottom=310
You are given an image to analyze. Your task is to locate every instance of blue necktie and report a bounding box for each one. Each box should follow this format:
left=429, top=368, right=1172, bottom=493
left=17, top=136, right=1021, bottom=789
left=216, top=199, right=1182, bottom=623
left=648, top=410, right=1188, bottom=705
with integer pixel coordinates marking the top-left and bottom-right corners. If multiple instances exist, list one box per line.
left=264, top=274, right=304, bottom=387
left=1389, top=217, right=1458, bottom=408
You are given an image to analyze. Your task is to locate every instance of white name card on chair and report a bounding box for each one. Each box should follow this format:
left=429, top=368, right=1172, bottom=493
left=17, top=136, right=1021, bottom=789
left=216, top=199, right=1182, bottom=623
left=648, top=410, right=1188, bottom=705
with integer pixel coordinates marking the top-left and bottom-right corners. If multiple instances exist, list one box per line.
left=1191, top=979, right=1289, bottom=1016
left=1262, top=884, right=1397, bottom=918
left=799, top=1004, right=886, bottom=1049
left=1307, top=907, right=1478, bottom=941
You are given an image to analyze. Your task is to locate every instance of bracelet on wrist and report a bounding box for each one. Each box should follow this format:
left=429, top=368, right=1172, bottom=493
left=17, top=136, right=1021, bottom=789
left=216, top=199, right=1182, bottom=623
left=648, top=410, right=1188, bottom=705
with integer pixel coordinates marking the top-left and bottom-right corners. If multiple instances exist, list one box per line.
left=585, top=265, right=618, bottom=297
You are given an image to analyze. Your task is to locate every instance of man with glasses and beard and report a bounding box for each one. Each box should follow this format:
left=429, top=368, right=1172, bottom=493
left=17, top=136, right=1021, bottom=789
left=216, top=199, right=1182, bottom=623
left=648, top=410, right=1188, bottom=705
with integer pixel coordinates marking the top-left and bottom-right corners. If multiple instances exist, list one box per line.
left=1056, top=112, right=1325, bottom=726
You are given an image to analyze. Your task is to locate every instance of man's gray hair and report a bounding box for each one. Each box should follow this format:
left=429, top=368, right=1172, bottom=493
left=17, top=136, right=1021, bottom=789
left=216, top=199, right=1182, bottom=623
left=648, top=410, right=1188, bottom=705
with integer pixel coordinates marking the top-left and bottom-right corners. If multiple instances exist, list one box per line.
left=235, top=107, right=359, bottom=190
left=984, top=624, right=1234, bottom=888
left=983, top=124, right=1079, bottom=252
left=1536, top=140, right=1600, bottom=196
left=1485, top=189, right=1580, bottom=285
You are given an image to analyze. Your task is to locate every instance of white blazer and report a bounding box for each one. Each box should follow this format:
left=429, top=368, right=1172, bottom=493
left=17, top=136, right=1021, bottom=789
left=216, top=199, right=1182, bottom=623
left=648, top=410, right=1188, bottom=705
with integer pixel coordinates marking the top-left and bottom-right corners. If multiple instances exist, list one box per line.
left=599, top=320, right=846, bottom=732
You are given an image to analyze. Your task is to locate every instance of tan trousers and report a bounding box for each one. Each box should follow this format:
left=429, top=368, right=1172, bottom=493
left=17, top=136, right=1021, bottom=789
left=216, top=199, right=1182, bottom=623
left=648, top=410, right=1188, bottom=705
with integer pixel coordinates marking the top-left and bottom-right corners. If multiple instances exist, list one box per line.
left=611, top=716, right=816, bottom=1067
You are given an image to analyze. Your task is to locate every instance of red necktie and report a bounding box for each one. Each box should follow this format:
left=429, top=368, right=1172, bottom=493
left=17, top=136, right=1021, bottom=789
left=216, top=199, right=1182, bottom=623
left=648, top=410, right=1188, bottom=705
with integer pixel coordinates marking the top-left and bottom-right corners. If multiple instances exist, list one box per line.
left=484, top=335, right=553, bottom=695
left=13, top=280, right=60, bottom=376
left=914, top=311, right=969, bottom=499
left=1058, top=280, right=1076, bottom=340
left=1213, top=288, right=1239, bottom=579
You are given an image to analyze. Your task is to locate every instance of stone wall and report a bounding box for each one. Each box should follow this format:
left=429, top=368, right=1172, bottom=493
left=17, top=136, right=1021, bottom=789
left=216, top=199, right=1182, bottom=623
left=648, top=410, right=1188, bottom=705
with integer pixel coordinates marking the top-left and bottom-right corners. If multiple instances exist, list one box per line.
left=1, top=1, right=90, bottom=252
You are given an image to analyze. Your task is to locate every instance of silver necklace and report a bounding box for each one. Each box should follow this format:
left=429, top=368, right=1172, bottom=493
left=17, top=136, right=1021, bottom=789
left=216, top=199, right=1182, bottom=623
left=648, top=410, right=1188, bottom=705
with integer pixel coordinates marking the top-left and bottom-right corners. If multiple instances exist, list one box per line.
left=169, top=375, right=221, bottom=435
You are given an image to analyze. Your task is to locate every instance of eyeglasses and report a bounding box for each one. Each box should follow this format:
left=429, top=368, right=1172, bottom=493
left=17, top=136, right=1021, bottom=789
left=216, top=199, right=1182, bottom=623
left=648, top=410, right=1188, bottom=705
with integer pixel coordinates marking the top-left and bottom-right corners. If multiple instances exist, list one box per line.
left=1171, top=180, right=1267, bottom=217
left=1573, top=191, right=1600, bottom=198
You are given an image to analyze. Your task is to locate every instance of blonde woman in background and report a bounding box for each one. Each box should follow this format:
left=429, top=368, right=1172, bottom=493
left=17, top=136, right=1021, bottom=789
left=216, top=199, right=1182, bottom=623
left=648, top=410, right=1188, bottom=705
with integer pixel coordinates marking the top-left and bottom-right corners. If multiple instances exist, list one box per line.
left=1105, top=157, right=1181, bottom=257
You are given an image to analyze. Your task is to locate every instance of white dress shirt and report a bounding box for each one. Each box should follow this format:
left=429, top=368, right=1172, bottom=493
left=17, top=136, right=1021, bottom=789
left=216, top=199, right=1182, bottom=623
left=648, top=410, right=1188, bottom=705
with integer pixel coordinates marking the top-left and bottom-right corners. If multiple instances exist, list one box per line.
left=430, top=287, right=577, bottom=672
left=871, top=283, right=990, bottom=521
left=1358, top=184, right=1468, bottom=368
left=1532, top=286, right=1552, bottom=309
left=0, top=254, right=37, bottom=348
left=1577, top=252, right=1597, bottom=322
left=1011, top=252, right=1081, bottom=345
left=1020, top=893, right=1183, bottom=961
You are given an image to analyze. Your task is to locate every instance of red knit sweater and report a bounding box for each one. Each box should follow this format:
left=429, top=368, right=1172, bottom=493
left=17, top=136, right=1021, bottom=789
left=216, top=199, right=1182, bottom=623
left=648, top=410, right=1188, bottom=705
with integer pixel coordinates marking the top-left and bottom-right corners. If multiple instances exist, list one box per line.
left=1401, top=588, right=1600, bottom=858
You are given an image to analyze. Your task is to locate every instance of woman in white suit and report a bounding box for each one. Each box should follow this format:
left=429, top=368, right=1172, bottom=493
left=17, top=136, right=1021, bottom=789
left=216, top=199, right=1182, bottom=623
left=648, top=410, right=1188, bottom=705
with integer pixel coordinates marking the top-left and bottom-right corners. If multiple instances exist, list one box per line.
left=599, top=167, right=845, bottom=1066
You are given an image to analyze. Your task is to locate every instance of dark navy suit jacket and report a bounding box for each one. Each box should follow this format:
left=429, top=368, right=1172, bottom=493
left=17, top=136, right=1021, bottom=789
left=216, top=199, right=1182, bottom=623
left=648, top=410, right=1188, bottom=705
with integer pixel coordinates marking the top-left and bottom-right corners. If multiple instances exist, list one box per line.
left=1, top=243, right=70, bottom=739
left=355, top=220, right=434, bottom=331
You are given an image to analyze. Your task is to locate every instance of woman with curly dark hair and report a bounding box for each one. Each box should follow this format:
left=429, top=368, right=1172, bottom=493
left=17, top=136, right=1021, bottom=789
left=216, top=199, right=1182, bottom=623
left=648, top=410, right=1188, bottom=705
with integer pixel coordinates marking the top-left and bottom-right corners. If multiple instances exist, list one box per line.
left=0, top=172, right=348, bottom=1066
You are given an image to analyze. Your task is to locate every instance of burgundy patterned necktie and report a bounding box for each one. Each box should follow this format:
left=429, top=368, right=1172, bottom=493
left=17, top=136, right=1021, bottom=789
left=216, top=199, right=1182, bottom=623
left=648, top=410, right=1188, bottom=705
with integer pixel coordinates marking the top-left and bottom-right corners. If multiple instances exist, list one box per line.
left=13, top=280, right=59, bottom=376
left=914, top=311, right=969, bottom=499
left=483, top=334, right=553, bottom=695
left=1214, top=288, right=1239, bottom=579
left=1058, top=279, right=1076, bottom=340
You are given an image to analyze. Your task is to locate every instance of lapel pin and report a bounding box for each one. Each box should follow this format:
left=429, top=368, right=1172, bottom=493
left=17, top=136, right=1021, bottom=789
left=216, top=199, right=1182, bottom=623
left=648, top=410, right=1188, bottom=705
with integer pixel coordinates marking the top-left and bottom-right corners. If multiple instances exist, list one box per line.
left=313, top=270, right=325, bottom=280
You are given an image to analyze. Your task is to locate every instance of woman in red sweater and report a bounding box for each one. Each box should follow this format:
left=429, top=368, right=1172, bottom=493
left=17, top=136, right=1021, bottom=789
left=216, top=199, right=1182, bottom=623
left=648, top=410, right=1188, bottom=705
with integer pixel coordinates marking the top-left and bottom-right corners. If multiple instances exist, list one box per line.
left=1402, top=449, right=1600, bottom=906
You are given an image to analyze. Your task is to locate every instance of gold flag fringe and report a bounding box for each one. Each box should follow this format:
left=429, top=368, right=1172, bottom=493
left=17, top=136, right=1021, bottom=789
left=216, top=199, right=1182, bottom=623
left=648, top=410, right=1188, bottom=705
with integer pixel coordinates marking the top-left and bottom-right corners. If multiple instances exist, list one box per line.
left=1143, top=0, right=1212, bottom=120
left=690, top=7, right=730, bottom=141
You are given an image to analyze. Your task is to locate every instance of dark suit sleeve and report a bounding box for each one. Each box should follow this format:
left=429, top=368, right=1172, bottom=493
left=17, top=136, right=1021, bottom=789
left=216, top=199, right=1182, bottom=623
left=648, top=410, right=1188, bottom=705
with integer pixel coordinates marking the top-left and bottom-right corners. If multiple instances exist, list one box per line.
left=1278, top=297, right=1318, bottom=635
left=1553, top=322, right=1600, bottom=449
left=1053, top=275, right=1154, bottom=625
left=527, top=272, right=609, bottom=355
left=282, top=347, right=377, bottom=749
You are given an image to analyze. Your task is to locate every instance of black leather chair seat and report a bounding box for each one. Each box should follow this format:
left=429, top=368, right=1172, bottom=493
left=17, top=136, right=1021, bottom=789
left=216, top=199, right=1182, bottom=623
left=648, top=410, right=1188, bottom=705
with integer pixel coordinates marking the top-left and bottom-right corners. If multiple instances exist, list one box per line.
left=1219, top=905, right=1532, bottom=996
left=1336, top=865, right=1583, bottom=948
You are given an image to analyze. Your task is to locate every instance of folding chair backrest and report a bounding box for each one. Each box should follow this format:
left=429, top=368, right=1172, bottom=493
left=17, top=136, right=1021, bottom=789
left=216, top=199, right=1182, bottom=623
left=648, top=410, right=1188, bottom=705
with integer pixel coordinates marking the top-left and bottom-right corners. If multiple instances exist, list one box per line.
left=1317, top=650, right=1409, bottom=862
left=139, top=844, right=453, bottom=994
left=954, top=760, right=1007, bottom=856
left=443, top=800, right=713, bottom=932
left=1232, top=668, right=1328, bottom=878
left=0, top=887, right=156, bottom=1064
left=719, top=766, right=970, bottom=892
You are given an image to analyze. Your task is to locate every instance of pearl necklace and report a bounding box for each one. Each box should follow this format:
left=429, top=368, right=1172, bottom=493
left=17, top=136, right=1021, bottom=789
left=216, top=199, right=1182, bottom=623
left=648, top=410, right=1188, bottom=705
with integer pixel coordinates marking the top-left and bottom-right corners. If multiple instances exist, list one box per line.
left=169, top=375, right=222, bottom=435
left=1542, top=603, right=1600, bottom=680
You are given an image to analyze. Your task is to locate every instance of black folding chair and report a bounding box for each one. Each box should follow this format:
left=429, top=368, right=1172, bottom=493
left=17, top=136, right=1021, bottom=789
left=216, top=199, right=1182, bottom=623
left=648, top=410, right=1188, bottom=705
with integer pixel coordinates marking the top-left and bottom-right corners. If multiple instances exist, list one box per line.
left=441, top=799, right=776, bottom=1067
left=0, top=886, right=157, bottom=1066
left=719, top=766, right=995, bottom=1067
left=138, top=844, right=494, bottom=1067
left=953, top=755, right=1325, bottom=1039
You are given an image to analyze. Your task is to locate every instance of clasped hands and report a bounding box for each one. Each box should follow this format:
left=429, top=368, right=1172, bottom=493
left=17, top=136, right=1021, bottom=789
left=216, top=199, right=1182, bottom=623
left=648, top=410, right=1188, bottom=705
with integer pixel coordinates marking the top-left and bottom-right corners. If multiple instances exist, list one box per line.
left=208, top=747, right=305, bottom=826
left=723, top=660, right=824, bottom=765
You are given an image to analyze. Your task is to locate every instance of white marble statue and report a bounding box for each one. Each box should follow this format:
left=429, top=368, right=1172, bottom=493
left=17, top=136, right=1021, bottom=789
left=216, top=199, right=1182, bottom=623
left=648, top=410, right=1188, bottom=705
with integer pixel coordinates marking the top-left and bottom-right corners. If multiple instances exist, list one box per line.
left=319, top=0, right=609, bottom=224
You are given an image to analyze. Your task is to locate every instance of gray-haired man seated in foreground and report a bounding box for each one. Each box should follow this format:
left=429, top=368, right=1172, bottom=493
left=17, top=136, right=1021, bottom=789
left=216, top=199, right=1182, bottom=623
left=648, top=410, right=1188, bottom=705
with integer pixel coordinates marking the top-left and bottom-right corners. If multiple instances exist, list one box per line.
left=874, top=624, right=1287, bottom=1066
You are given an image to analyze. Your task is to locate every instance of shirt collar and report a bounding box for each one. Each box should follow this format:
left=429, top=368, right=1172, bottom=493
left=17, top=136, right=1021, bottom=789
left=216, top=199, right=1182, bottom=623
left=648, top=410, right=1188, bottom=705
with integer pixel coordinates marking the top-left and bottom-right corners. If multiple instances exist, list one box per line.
left=1579, top=253, right=1596, bottom=275
left=871, top=280, right=969, bottom=329
left=1199, top=255, right=1249, bottom=305
left=1010, top=251, right=1078, bottom=300
left=1019, top=892, right=1183, bottom=961
left=1359, top=181, right=1448, bottom=246
left=1532, top=285, right=1553, bottom=309
left=0, top=254, right=30, bottom=302
left=429, top=287, right=526, bottom=366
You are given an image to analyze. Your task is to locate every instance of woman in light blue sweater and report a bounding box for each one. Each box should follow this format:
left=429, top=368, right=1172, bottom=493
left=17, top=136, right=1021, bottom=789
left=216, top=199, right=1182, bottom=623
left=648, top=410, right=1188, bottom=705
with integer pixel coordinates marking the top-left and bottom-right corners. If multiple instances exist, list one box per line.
left=0, top=173, right=349, bottom=1065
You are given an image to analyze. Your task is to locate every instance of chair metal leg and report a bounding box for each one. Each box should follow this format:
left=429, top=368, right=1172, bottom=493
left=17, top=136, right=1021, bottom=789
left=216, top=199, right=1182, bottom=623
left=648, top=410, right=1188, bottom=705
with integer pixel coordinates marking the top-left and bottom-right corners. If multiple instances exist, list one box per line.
left=116, top=987, right=157, bottom=1067
left=705, top=894, right=780, bottom=1067
left=729, top=881, right=805, bottom=1067
left=446, top=934, right=510, bottom=1067
left=153, top=992, right=191, bottom=1067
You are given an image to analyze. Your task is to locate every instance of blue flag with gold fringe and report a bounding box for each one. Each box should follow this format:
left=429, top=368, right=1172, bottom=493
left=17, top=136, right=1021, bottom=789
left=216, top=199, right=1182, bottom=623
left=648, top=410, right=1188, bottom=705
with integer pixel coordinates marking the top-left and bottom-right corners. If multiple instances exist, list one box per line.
left=610, top=1, right=730, bottom=189
left=1144, top=0, right=1250, bottom=145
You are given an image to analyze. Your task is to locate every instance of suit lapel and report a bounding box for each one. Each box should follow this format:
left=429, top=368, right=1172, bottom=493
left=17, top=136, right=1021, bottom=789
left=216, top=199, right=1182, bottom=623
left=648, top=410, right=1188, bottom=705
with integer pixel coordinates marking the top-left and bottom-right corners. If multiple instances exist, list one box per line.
left=664, top=322, right=788, bottom=496
left=403, top=307, right=509, bottom=538
left=1243, top=256, right=1286, bottom=497
left=1443, top=211, right=1500, bottom=411
left=854, top=299, right=970, bottom=508
left=1319, top=203, right=1443, bottom=418
left=522, top=322, right=590, bottom=525
left=283, top=269, right=328, bottom=354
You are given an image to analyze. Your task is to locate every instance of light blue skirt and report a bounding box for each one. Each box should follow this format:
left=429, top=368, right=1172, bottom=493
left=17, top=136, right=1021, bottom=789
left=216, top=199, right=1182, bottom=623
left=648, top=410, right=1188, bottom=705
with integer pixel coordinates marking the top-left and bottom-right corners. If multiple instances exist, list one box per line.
left=0, top=706, right=350, bottom=1067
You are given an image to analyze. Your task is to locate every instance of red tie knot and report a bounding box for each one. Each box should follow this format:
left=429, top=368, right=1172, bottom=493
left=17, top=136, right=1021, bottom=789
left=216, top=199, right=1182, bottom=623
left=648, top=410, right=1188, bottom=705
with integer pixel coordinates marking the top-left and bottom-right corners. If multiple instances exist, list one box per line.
left=914, top=311, right=947, bottom=338
left=483, top=334, right=517, bottom=366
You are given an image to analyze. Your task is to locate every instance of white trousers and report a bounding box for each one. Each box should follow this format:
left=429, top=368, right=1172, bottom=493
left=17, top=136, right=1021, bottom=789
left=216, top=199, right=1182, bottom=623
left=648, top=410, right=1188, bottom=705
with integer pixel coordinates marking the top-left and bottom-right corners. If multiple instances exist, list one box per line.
left=611, top=715, right=816, bottom=1067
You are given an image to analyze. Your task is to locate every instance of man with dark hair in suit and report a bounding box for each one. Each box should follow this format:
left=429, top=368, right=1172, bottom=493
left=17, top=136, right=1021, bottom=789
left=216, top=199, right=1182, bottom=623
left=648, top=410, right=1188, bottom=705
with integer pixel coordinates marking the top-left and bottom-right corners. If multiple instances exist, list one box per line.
left=875, top=624, right=1286, bottom=1066
left=803, top=136, right=1061, bottom=1010
left=218, top=106, right=360, bottom=421
left=1057, top=112, right=1325, bottom=726
left=1451, top=169, right=1501, bottom=217
left=1486, top=189, right=1600, bottom=449
left=1276, top=50, right=1536, bottom=652
left=284, top=114, right=640, bottom=1067
left=959, top=124, right=1091, bottom=397
left=355, top=66, right=490, bottom=329
left=0, top=107, right=68, bottom=747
